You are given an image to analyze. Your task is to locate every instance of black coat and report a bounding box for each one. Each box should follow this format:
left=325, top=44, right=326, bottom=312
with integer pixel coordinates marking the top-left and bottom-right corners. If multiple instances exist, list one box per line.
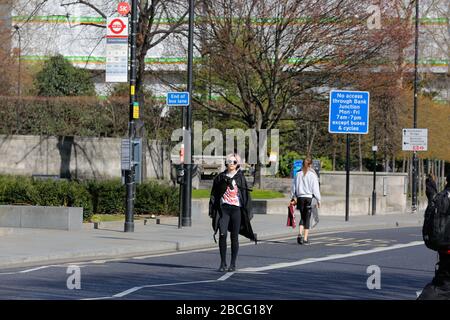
left=426, top=178, right=438, bottom=202
left=209, top=169, right=257, bottom=243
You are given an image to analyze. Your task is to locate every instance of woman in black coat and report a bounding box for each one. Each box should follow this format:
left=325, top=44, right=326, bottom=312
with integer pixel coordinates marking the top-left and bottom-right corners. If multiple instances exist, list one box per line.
left=209, top=153, right=256, bottom=272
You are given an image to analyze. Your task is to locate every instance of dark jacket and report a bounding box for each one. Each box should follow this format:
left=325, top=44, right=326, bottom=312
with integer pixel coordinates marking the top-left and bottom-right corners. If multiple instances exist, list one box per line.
left=417, top=252, right=450, bottom=300
left=426, top=177, right=438, bottom=202
left=209, top=169, right=257, bottom=243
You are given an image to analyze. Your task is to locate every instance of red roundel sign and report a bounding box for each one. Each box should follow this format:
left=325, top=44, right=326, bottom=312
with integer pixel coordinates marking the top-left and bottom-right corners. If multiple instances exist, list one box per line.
left=108, top=18, right=127, bottom=35
left=117, top=2, right=131, bottom=16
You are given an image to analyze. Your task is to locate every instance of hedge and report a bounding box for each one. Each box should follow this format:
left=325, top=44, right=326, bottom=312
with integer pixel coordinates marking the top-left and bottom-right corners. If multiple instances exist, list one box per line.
left=0, top=176, right=179, bottom=221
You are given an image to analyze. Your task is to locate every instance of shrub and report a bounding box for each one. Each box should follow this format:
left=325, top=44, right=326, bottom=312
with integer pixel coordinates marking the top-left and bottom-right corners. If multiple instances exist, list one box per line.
left=0, top=175, right=179, bottom=221
left=33, top=179, right=69, bottom=206
left=135, top=181, right=179, bottom=216
left=0, top=176, right=38, bottom=205
left=66, top=182, right=94, bottom=221
left=86, top=180, right=125, bottom=215
left=34, top=55, right=95, bottom=97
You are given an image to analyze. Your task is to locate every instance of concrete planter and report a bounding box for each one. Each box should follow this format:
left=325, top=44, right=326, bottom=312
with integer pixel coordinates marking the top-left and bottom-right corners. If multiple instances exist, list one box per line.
left=0, top=205, right=83, bottom=231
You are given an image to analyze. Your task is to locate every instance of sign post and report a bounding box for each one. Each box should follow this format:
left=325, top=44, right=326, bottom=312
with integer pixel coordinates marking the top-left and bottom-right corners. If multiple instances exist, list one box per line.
left=167, top=92, right=190, bottom=106
left=402, top=128, right=428, bottom=152
left=329, top=90, right=370, bottom=221
left=124, top=0, right=138, bottom=233
left=105, top=17, right=129, bottom=83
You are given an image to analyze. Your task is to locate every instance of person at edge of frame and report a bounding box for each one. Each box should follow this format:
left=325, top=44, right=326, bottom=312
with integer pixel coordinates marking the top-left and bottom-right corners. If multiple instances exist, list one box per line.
left=209, top=153, right=257, bottom=273
left=290, top=157, right=321, bottom=245
left=418, top=174, right=450, bottom=300
left=426, top=173, right=438, bottom=203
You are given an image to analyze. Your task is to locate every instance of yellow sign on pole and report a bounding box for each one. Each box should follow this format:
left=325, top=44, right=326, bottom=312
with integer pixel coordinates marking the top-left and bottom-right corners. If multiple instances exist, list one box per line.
left=133, top=102, right=139, bottom=119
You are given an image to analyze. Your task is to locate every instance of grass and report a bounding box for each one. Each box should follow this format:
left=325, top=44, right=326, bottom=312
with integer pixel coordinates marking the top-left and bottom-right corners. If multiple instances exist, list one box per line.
left=192, top=189, right=285, bottom=199
left=89, top=214, right=146, bottom=222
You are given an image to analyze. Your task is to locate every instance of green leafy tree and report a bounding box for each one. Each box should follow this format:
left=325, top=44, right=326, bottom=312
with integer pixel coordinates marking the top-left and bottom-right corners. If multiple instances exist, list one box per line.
left=34, top=55, right=95, bottom=97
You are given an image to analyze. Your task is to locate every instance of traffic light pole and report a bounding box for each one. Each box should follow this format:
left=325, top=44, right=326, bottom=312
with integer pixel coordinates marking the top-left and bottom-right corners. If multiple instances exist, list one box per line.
left=181, top=0, right=195, bottom=227
left=124, top=0, right=138, bottom=232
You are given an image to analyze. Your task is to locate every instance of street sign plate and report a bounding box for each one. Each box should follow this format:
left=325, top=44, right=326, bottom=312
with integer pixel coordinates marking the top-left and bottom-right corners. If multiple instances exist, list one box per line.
left=328, top=90, right=370, bottom=134
left=107, top=17, right=128, bottom=37
left=105, top=17, right=128, bottom=83
left=118, top=2, right=131, bottom=16
left=167, top=92, right=190, bottom=106
left=402, top=128, right=428, bottom=151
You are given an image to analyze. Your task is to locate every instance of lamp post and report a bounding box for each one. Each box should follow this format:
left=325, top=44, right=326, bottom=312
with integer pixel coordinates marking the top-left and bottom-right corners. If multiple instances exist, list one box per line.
left=14, top=25, right=21, bottom=133
left=372, top=125, right=377, bottom=216
left=411, top=0, right=419, bottom=213
left=124, top=0, right=138, bottom=232
left=181, top=0, right=194, bottom=227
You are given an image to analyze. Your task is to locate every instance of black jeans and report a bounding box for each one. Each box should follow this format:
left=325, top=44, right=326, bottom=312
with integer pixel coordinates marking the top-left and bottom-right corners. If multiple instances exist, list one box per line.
left=219, top=203, right=241, bottom=267
left=418, top=253, right=450, bottom=300
left=297, top=197, right=312, bottom=229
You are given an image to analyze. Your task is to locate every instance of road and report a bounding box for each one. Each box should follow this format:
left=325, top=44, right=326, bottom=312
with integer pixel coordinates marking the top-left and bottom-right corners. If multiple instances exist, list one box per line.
left=0, top=226, right=436, bottom=300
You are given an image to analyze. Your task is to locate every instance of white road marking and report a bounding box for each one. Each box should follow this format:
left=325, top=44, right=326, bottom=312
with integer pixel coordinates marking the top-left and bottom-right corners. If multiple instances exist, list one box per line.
left=88, top=279, right=220, bottom=300
left=240, top=241, right=424, bottom=272
left=218, top=272, right=234, bottom=281
left=0, top=265, right=62, bottom=275
left=113, top=287, right=144, bottom=298
left=0, top=229, right=421, bottom=276
left=0, top=264, right=97, bottom=276
left=83, top=240, right=424, bottom=300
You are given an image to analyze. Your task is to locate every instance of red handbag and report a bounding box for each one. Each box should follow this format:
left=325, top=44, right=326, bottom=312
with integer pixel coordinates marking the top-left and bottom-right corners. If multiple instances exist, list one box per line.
left=286, top=204, right=296, bottom=228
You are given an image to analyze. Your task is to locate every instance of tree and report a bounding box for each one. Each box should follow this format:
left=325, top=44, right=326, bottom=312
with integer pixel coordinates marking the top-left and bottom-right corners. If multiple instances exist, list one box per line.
left=60, top=0, right=189, bottom=104
left=196, top=0, right=404, bottom=187
left=35, top=55, right=95, bottom=96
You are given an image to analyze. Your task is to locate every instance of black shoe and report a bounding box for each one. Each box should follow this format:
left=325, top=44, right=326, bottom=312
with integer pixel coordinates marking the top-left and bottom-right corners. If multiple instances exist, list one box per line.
left=228, top=265, right=236, bottom=272
left=303, top=239, right=310, bottom=245
left=297, top=236, right=303, bottom=245
left=218, top=264, right=227, bottom=272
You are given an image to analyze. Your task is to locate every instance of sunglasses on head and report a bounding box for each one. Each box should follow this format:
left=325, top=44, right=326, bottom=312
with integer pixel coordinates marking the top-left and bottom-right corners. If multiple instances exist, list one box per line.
left=226, top=160, right=238, bottom=165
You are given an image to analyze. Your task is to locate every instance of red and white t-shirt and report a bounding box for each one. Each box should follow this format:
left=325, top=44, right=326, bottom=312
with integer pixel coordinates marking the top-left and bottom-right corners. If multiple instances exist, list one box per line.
left=221, top=173, right=240, bottom=207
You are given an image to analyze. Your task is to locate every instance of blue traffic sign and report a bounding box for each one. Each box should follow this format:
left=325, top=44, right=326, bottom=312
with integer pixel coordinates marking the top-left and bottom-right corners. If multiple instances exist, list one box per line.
left=292, top=160, right=303, bottom=178
left=167, top=92, right=190, bottom=106
left=328, top=90, right=370, bottom=134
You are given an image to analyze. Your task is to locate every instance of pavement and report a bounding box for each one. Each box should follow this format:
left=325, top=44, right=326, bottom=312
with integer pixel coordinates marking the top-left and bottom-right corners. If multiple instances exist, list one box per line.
left=0, top=209, right=425, bottom=270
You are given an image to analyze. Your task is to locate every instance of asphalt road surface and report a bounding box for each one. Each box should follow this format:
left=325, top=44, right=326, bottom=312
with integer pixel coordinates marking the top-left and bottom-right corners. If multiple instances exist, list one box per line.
left=0, top=226, right=437, bottom=300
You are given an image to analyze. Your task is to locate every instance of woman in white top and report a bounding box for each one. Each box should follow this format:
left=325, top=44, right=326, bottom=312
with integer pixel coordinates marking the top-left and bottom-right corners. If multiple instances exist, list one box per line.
left=290, top=157, right=321, bottom=245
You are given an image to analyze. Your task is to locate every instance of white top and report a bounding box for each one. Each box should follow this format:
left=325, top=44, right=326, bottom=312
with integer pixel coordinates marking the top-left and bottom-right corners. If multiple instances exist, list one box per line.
left=221, top=171, right=241, bottom=207
left=291, top=169, right=321, bottom=203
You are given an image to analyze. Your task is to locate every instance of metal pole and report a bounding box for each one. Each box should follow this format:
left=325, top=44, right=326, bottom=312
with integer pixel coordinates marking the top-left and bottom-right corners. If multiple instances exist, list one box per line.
left=372, top=126, right=377, bottom=216
left=14, top=26, right=21, bottom=133
left=412, top=0, right=419, bottom=213
left=182, top=0, right=194, bottom=227
left=125, top=0, right=138, bottom=232
left=345, top=134, right=350, bottom=221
